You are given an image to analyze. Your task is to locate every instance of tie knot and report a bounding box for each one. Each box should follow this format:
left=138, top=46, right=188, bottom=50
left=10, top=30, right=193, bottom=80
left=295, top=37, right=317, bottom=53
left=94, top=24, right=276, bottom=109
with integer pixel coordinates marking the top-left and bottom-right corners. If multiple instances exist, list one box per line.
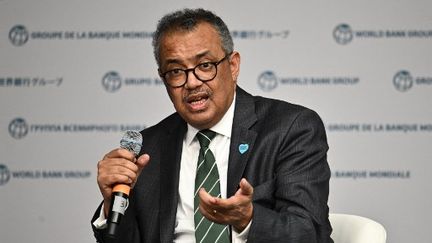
left=196, top=129, right=216, bottom=148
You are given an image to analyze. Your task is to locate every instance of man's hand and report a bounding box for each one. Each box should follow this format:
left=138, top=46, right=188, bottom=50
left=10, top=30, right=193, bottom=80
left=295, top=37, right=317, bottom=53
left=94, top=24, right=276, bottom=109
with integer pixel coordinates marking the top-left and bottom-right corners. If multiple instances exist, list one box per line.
left=97, top=148, right=150, bottom=217
left=198, top=178, right=254, bottom=232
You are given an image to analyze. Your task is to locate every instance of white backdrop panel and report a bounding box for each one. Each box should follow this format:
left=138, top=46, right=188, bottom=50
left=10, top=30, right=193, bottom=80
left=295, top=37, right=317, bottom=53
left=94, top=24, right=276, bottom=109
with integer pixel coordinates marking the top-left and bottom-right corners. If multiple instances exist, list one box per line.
left=0, top=1, right=431, bottom=242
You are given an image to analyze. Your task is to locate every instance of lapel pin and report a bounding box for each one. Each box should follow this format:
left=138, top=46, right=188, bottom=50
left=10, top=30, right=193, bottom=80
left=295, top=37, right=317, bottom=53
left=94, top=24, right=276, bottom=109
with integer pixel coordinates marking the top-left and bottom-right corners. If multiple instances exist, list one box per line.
left=238, top=143, right=249, bottom=154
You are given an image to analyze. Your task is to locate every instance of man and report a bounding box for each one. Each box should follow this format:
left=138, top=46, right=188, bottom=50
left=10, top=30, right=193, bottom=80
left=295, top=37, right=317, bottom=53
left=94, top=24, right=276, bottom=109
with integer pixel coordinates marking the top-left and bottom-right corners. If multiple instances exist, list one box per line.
left=92, top=8, right=333, bottom=243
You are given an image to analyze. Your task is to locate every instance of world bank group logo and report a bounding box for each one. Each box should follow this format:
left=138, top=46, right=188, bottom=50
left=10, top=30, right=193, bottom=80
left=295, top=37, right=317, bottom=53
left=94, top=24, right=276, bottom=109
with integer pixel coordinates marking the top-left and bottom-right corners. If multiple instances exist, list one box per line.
left=393, top=70, right=414, bottom=92
left=258, top=71, right=278, bottom=92
left=333, top=24, right=432, bottom=44
left=9, top=25, right=30, bottom=46
left=0, top=164, right=91, bottom=185
left=0, top=164, right=11, bottom=186
left=101, top=71, right=163, bottom=92
left=8, top=118, right=29, bottom=139
left=102, top=71, right=122, bottom=92
left=333, top=24, right=353, bottom=45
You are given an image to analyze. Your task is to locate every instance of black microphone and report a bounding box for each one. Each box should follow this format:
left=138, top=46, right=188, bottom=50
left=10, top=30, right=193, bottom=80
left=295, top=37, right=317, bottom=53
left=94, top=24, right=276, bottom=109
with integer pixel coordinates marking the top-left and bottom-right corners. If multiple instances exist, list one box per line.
left=107, top=130, right=143, bottom=236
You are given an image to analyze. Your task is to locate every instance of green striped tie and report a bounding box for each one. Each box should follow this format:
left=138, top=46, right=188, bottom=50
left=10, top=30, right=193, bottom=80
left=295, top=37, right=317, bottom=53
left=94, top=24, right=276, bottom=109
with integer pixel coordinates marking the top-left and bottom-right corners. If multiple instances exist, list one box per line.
left=194, top=130, right=230, bottom=243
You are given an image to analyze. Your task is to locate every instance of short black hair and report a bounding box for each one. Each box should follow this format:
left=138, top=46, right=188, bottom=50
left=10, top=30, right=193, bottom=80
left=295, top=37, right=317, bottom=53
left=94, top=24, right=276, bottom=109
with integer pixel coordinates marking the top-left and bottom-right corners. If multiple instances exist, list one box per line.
left=152, top=8, right=234, bottom=67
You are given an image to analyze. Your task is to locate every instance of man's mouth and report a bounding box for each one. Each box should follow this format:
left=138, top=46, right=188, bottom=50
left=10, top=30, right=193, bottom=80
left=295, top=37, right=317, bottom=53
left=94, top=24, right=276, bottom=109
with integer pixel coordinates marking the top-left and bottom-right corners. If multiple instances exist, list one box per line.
left=190, top=96, right=207, bottom=105
left=185, top=92, right=210, bottom=110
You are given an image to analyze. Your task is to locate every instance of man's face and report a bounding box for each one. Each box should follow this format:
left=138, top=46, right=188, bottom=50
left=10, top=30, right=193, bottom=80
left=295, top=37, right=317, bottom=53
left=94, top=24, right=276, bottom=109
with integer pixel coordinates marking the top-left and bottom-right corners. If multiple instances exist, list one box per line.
left=158, top=22, right=240, bottom=130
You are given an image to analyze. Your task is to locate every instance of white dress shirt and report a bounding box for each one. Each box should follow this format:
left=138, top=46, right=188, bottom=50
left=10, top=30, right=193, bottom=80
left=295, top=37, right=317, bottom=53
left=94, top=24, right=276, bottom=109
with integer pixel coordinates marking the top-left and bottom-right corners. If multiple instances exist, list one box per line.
left=174, top=94, right=249, bottom=242
left=94, top=94, right=250, bottom=242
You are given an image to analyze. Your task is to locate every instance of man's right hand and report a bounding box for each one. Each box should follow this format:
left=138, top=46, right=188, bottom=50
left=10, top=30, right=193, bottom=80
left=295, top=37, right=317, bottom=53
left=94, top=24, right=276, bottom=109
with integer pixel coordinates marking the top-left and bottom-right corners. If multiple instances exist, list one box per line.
left=97, top=148, right=150, bottom=217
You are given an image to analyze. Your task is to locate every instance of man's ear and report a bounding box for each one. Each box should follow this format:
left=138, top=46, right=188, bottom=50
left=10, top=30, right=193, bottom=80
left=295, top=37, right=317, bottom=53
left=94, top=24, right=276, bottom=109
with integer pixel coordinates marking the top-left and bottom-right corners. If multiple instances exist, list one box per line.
left=229, top=51, right=241, bottom=82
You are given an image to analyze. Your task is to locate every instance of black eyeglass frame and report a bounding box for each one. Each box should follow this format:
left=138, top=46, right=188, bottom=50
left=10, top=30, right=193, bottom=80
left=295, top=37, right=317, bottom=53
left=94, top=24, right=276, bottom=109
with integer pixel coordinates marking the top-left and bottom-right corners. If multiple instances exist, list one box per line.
left=159, top=52, right=232, bottom=88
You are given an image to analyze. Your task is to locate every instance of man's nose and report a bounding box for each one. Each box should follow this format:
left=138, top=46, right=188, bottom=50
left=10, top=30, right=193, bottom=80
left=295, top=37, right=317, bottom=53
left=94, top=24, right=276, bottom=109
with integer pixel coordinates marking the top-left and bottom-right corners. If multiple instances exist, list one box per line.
left=184, top=70, right=203, bottom=89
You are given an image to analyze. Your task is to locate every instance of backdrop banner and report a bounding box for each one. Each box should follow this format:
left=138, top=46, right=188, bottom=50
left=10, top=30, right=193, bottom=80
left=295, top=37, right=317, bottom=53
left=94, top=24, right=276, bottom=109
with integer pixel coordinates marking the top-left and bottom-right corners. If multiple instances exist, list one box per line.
left=1, top=1, right=431, bottom=242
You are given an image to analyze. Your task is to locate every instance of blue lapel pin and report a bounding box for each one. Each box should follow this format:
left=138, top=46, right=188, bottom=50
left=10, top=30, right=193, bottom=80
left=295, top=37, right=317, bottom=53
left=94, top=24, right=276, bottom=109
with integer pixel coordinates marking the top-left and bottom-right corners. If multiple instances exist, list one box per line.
left=238, top=144, right=249, bottom=154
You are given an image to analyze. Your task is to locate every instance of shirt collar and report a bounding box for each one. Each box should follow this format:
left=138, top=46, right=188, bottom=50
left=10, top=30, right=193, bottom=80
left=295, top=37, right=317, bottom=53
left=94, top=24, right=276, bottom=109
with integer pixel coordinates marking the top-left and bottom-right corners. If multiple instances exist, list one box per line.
left=185, top=92, right=236, bottom=145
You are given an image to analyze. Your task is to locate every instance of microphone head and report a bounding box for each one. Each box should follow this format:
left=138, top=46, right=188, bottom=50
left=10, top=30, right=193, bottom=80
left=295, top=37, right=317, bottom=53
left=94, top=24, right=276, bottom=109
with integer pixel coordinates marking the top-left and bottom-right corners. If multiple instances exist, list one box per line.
left=120, top=130, right=143, bottom=156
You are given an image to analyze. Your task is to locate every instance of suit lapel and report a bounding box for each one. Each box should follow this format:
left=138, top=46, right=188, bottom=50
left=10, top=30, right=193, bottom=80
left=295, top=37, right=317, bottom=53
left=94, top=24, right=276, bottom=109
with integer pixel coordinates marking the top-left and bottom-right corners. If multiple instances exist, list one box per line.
left=227, top=87, right=258, bottom=197
left=159, top=117, right=186, bottom=243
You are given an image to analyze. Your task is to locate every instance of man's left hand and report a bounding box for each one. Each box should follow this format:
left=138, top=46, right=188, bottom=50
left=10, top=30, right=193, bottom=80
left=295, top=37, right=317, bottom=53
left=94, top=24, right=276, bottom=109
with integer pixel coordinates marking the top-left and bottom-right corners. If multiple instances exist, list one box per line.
left=198, top=178, right=253, bottom=232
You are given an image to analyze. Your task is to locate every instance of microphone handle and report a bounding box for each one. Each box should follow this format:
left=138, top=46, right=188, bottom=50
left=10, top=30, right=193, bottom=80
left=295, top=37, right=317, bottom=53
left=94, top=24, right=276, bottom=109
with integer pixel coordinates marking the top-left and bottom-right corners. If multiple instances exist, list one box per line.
left=107, top=184, right=131, bottom=236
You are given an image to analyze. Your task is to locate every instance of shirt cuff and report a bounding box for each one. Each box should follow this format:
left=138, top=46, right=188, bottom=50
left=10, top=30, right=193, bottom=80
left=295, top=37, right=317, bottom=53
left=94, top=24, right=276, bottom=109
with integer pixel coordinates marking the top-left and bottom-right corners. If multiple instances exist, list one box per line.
left=92, top=204, right=107, bottom=229
left=232, top=220, right=252, bottom=243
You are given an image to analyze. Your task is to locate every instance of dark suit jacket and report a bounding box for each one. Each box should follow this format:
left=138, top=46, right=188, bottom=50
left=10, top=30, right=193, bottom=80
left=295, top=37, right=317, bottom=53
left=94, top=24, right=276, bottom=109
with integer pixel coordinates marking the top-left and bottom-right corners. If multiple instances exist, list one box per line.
left=92, top=87, right=333, bottom=243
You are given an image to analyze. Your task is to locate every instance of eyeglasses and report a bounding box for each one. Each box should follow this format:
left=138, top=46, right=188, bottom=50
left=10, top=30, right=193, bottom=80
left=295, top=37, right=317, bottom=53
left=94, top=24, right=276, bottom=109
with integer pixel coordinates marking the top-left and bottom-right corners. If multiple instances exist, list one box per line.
left=159, top=53, right=232, bottom=88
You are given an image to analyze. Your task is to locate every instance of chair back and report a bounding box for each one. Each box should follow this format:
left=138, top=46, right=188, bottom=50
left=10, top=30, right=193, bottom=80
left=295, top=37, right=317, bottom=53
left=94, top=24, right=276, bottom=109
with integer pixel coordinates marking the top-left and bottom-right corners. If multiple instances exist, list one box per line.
left=330, top=213, right=387, bottom=243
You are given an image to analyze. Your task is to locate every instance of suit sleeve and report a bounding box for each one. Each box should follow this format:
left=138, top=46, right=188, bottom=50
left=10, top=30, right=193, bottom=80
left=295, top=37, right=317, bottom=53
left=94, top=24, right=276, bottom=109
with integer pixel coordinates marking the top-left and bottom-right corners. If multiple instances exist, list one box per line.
left=248, top=109, right=333, bottom=243
left=91, top=198, right=141, bottom=243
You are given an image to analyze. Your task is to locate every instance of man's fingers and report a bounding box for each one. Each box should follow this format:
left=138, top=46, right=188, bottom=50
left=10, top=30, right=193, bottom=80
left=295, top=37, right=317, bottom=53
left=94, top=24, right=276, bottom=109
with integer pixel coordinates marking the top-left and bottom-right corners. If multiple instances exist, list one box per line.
left=198, top=189, right=223, bottom=222
left=136, top=154, right=150, bottom=170
left=198, top=179, right=254, bottom=209
left=198, top=188, right=218, bottom=205
left=239, top=178, right=253, bottom=196
left=103, top=148, right=136, bottom=161
left=197, top=183, right=254, bottom=230
left=109, top=174, right=134, bottom=185
left=97, top=152, right=150, bottom=195
left=130, top=154, right=150, bottom=188
left=98, top=158, right=139, bottom=175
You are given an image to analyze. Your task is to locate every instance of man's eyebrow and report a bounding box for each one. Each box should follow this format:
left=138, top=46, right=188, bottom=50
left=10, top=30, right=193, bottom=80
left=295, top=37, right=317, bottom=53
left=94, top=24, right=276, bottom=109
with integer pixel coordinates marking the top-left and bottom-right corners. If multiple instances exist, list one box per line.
left=164, top=58, right=182, bottom=66
left=164, top=51, right=212, bottom=66
left=195, top=51, right=211, bottom=60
